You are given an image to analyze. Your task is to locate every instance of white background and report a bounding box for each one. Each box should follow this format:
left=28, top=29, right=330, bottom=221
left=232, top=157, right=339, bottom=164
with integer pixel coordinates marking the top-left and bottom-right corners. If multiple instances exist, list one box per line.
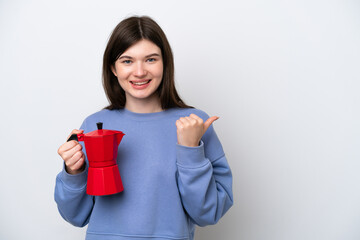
left=0, top=0, right=360, bottom=239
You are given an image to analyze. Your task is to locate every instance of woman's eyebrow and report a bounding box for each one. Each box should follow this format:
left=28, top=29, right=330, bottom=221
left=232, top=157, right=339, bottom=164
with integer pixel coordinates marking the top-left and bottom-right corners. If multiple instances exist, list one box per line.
left=145, top=53, right=161, bottom=58
left=118, top=53, right=161, bottom=60
left=118, top=55, right=133, bottom=60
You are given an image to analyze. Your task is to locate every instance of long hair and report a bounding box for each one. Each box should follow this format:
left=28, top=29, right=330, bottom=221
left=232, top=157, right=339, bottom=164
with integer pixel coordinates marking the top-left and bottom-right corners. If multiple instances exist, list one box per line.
left=102, top=16, right=192, bottom=110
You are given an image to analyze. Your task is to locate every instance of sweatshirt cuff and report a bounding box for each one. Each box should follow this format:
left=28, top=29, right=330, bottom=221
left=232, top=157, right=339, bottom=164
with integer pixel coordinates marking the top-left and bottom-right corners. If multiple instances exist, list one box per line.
left=60, top=164, right=88, bottom=190
left=176, top=141, right=209, bottom=168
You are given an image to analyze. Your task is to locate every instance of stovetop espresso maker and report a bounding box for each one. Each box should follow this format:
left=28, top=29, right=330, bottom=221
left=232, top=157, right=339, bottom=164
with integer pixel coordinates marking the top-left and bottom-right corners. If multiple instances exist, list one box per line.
left=68, top=122, right=125, bottom=196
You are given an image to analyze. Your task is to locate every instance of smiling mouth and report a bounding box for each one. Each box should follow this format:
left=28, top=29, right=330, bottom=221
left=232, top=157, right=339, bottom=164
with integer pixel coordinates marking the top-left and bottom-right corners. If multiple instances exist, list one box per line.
left=130, top=80, right=152, bottom=86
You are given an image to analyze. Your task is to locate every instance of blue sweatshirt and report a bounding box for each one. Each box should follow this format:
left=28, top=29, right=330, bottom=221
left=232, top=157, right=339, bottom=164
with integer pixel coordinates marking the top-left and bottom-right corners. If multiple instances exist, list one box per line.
left=55, top=108, right=233, bottom=240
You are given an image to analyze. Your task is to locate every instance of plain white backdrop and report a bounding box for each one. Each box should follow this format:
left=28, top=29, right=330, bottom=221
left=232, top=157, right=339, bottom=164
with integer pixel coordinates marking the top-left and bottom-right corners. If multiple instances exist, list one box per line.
left=1, top=0, right=360, bottom=239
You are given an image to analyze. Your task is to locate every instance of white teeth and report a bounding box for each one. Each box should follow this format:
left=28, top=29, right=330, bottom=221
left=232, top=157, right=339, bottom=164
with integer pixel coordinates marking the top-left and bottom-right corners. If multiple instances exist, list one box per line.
left=132, top=80, right=150, bottom=85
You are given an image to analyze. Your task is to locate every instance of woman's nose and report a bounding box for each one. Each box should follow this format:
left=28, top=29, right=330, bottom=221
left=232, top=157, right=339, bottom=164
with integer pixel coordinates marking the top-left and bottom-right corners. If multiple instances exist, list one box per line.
left=133, top=62, right=147, bottom=77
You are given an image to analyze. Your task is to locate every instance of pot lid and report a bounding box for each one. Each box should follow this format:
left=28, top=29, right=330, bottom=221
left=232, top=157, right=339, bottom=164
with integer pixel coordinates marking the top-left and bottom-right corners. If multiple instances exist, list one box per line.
left=85, top=122, right=123, bottom=137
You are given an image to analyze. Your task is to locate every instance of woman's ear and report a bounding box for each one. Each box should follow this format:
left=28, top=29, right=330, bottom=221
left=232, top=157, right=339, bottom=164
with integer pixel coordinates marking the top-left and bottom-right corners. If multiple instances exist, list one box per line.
left=111, top=65, right=117, bottom=77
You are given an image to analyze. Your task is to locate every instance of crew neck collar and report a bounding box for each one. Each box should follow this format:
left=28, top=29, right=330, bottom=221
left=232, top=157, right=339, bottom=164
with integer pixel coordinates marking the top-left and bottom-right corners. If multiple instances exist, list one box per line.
left=118, top=108, right=174, bottom=121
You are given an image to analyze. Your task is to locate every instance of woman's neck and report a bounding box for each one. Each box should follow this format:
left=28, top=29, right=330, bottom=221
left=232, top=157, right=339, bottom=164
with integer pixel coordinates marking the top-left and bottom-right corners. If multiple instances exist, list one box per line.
left=124, top=95, right=163, bottom=113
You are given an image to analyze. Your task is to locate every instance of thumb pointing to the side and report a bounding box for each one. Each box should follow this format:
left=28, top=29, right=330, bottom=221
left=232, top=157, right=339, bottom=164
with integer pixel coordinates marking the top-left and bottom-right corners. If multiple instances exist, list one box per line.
left=203, top=116, right=219, bottom=132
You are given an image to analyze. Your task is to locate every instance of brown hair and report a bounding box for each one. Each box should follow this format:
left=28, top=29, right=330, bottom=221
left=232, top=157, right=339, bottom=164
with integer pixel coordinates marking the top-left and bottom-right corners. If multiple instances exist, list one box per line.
left=102, top=16, right=192, bottom=110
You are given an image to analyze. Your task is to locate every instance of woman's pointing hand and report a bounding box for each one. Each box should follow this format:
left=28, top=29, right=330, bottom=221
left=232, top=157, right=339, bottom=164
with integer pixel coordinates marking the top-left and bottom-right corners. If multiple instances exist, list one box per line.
left=176, top=114, right=219, bottom=147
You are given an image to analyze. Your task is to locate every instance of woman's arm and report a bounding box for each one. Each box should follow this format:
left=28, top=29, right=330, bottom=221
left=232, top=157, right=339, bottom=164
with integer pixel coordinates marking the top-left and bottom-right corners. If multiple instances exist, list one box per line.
left=54, top=121, right=94, bottom=227
left=175, top=113, right=233, bottom=226
left=54, top=168, right=94, bottom=227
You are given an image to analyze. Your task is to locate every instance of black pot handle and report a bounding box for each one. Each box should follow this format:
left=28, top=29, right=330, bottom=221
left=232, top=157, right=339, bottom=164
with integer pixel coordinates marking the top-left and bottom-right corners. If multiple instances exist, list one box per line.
left=67, top=134, right=79, bottom=142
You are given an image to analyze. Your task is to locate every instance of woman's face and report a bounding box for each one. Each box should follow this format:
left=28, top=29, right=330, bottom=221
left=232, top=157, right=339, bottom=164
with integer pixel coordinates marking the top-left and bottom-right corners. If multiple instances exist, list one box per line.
left=112, top=39, right=163, bottom=105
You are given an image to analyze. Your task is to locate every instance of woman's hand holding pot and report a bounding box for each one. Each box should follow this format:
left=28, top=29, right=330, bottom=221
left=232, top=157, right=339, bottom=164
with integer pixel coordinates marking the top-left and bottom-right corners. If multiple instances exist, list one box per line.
left=57, top=129, right=85, bottom=175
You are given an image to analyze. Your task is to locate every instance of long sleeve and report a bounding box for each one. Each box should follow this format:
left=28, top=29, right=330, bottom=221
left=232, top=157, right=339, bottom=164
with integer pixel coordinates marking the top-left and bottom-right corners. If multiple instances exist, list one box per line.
left=54, top=166, right=94, bottom=227
left=176, top=124, right=233, bottom=227
left=54, top=119, right=94, bottom=227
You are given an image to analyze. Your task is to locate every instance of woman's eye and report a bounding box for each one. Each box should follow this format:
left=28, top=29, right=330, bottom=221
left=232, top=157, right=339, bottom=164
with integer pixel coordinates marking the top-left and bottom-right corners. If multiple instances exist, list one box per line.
left=147, top=58, right=156, bottom=62
left=122, top=60, right=132, bottom=64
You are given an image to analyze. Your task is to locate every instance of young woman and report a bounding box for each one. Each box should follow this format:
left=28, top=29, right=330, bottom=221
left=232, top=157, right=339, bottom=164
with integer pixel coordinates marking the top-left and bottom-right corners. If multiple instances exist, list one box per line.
left=55, top=16, right=233, bottom=240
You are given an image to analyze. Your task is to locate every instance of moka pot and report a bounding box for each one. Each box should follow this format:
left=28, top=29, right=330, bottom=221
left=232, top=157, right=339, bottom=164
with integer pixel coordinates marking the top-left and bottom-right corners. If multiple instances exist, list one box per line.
left=68, top=122, right=125, bottom=196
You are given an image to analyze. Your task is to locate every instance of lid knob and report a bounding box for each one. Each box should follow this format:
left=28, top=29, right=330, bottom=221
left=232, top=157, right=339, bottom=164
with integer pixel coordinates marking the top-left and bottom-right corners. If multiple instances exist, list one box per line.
left=97, top=122, right=103, bottom=130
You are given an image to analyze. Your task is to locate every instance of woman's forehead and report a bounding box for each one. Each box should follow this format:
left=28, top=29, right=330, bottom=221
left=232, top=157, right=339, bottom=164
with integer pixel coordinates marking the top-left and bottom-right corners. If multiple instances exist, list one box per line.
left=120, top=39, right=162, bottom=58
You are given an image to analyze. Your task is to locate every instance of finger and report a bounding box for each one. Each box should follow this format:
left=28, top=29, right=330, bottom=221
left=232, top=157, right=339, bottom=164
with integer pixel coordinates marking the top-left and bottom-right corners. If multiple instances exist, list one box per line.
left=189, top=114, right=203, bottom=124
left=185, top=116, right=197, bottom=125
left=71, top=154, right=85, bottom=170
left=189, top=113, right=201, bottom=120
left=175, top=120, right=184, bottom=129
left=62, top=143, right=83, bottom=161
left=178, top=117, right=189, bottom=126
left=58, top=140, right=78, bottom=154
left=66, top=154, right=85, bottom=174
left=203, top=116, right=220, bottom=132
left=66, top=150, right=83, bottom=168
